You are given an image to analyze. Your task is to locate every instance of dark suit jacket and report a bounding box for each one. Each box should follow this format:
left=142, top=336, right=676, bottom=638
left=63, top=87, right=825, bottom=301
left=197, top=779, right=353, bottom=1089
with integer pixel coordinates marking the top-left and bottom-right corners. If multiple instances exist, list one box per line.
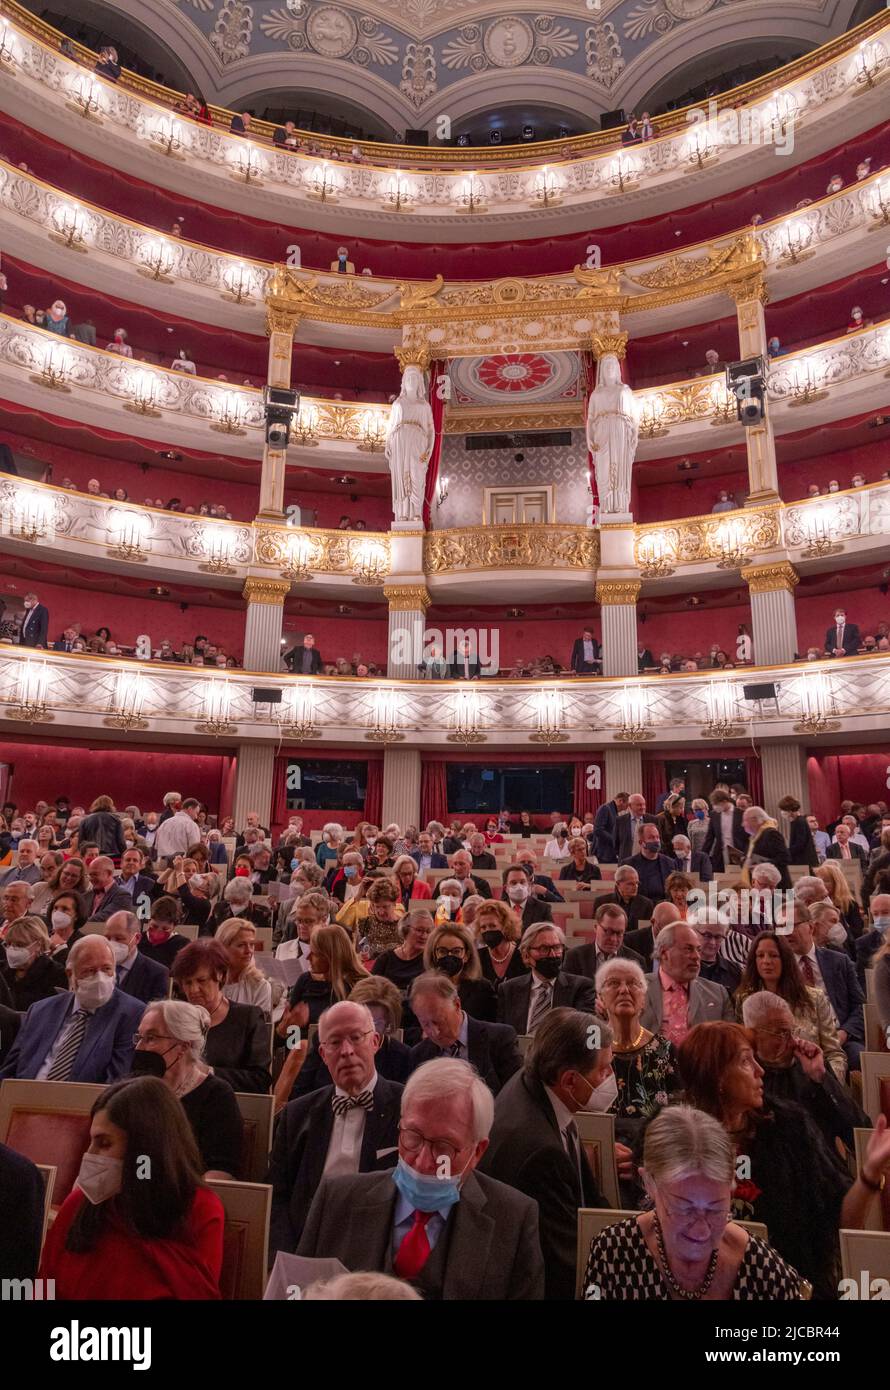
left=702, top=807, right=749, bottom=871
left=117, top=951, right=169, bottom=1005
left=518, top=896, right=553, bottom=929
left=619, top=851, right=677, bottom=902
left=479, top=1070, right=605, bottom=1300
left=409, top=1015, right=521, bottom=1095
left=447, top=656, right=482, bottom=679
left=409, top=850, right=448, bottom=869
left=0, top=987, right=143, bottom=1081
left=788, top=818, right=819, bottom=870
left=637, top=648, right=654, bottom=671
left=289, top=1034, right=413, bottom=1099
left=471, top=852, right=497, bottom=870
left=815, top=946, right=864, bottom=1042
left=18, top=603, right=49, bottom=648
left=0, top=1003, right=21, bottom=1067
left=298, top=1167, right=544, bottom=1300
left=85, top=883, right=135, bottom=922
left=286, top=646, right=323, bottom=674
left=597, top=890, right=654, bottom=933
left=672, top=850, right=714, bottom=882
left=623, top=924, right=655, bottom=969
left=116, top=874, right=163, bottom=909
left=460, top=874, right=492, bottom=901
left=855, top=929, right=884, bottom=984
left=824, top=622, right=860, bottom=655
left=53, top=637, right=76, bottom=652
left=563, top=942, right=645, bottom=980
left=590, top=800, right=622, bottom=862
left=615, top=812, right=659, bottom=861
left=269, top=1076, right=403, bottom=1254
left=496, top=970, right=598, bottom=1033
left=570, top=636, right=601, bottom=673
left=827, top=842, right=867, bottom=868
left=747, top=827, right=792, bottom=890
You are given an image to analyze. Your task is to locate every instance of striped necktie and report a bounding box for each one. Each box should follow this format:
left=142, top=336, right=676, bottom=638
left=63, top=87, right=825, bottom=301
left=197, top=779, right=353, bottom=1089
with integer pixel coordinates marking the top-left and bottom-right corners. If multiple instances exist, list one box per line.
left=46, top=1008, right=90, bottom=1081
left=528, top=980, right=553, bottom=1033
left=331, top=1089, right=374, bottom=1118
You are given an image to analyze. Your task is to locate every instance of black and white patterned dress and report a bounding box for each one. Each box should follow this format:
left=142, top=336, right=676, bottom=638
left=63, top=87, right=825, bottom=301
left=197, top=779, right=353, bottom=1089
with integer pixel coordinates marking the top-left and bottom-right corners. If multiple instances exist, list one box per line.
left=583, top=1217, right=804, bottom=1300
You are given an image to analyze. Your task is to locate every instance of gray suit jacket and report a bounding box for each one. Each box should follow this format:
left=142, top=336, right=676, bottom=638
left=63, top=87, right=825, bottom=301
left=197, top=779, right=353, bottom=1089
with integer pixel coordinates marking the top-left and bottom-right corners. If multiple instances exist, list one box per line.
left=297, top=1167, right=544, bottom=1300
left=640, top=970, right=735, bottom=1032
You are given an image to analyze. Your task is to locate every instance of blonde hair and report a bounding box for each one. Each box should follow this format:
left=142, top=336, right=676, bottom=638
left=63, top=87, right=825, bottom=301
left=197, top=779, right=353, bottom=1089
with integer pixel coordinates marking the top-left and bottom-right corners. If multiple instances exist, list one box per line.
left=473, top=898, right=522, bottom=943
left=214, top=917, right=265, bottom=986
left=5, top=914, right=50, bottom=953
left=816, top=860, right=853, bottom=911
left=423, top=921, right=482, bottom=980
left=310, top=923, right=369, bottom=999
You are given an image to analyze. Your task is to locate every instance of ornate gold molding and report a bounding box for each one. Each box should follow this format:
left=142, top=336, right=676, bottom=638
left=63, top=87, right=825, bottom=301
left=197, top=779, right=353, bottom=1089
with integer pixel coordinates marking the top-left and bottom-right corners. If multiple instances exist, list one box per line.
left=741, top=561, right=800, bottom=594
left=395, top=344, right=431, bottom=373
left=725, top=275, right=770, bottom=307
left=596, top=580, right=642, bottom=605
left=255, top=526, right=391, bottom=576
left=242, top=578, right=292, bottom=605
left=443, top=405, right=584, bottom=435
left=383, top=585, right=432, bottom=612
left=425, top=525, right=598, bottom=574
left=590, top=332, right=629, bottom=360
left=634, top=508, right=781, bottom=566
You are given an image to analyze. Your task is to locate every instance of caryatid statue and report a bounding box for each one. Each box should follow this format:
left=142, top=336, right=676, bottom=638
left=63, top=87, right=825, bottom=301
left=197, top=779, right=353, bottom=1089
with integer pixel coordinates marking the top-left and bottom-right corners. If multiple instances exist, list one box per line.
left=385, top=365, right=435, bottom=524
left=585, top=352, right=639, bottom=520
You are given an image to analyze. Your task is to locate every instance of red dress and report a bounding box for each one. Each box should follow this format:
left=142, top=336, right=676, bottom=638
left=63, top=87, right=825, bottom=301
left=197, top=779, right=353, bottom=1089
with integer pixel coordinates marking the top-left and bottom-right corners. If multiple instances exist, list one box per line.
left=40, top=1185, right=224, bottom=1299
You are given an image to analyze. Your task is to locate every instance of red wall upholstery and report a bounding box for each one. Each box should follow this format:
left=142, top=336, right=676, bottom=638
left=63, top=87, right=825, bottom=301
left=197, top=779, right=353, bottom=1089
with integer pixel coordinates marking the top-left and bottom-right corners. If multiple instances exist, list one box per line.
left=636, top=467, right=751, bottom=522
left=284, top=616, right=388, bottom=667
left=778, top=438, right=890, bottom=499
left=807, top=752, right=890, bottom=825
left=796, top=590, right=888, bottom=650
left=0, top=738, right=231, bottom=812
left=636, top=605, right=751, bottom=660
left=3, top=112, right=882, bottom=279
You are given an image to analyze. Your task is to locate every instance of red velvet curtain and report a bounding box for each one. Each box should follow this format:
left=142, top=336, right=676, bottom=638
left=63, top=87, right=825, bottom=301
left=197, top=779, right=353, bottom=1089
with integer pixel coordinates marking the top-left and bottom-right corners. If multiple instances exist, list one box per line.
left=643, top=758, right=666, bottom=810
left=422, top=361, right=446, bottom=531
left=807, top=754, right=841, bottom=826
left=574, top=760, right=604, bottom=821
left=420, top=758, right=448, bottom=827
left=271, top=755, right=289, bottom=828
left=745, top=756, right=764, bottom=807
left=365, top=759, right=383, bottom=826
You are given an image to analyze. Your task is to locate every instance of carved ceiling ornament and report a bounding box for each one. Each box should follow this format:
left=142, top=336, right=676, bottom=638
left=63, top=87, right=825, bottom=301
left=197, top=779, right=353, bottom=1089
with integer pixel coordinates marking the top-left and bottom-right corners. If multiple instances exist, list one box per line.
left=741, top=560, right=800, bottom=594
left=255, top=525, right=391, bottom=573
left=424, top=524, right=598, bottom=573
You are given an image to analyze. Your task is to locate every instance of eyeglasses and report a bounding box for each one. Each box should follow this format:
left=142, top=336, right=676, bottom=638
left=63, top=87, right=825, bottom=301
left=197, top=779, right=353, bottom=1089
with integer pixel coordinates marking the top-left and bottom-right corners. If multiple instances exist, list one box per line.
left=132, top=1032, right=173, bottom=1046
left=530, top=944, right=563, bottom=956
left=435, top=948, right=465, bottom=959
left=658, top=1190, right=729, bottom=1227
left=399, top=1124, right=460, bottom=1165
left=322, top=1029, right=374, bottom=1052
left=756, top=1026, right=797, bottom=1041
left=697, top=932, right=726, bottom=944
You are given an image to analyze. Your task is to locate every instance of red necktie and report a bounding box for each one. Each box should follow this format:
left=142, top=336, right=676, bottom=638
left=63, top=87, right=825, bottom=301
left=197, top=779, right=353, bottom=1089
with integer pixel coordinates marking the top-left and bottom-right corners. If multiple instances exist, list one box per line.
left=394, top=1210, right=432, bottom=1280
left=800, top=955, right=815, bottom=986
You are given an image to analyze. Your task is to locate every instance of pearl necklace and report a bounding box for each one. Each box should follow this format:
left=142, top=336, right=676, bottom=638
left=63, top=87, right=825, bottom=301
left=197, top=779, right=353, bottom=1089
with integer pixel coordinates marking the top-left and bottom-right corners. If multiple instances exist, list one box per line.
left=653, top=1215, right=719, bottom=1300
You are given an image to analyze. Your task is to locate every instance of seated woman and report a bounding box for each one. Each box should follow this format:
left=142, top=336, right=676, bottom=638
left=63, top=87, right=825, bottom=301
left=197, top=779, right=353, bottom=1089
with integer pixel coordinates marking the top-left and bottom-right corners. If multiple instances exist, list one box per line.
left=371, top=907, right=433, bottom=992
left=583, top=1104, right=805, bottom=1300
left=543, top=822, right=571, bottom=862
left=664, top=871, right=694, bottom=920
left=736, top=930, right=846, bottom=1081
left=177, top=871, right=216, bottom=932
left=278, top=924, right=368, bottom=1038
left=48, top=855, right=89, bottom=897
left=204, top=829, right=228, bottom=866
left=171, top=939, right=271, bottom=1094
left=345, top=875, right=403, bottom=958
left=30, top=851, right=64, bottom=916
left=288, top=974, right=414, bottom=1099
left=329, top=849, right=364, bottom=904
left=40, top=1076, right=224, bottom=1299
left=207, top=876, right=271, bottom=936
left=215, top=918, right=273, bottom=1019
left=558, top=836, right=602, bottom=885
left=45, top=890, right=87, bottom=966
left=422, top=921, right=496, bottom=1022
left=132, top=1001, right=243, bottom=1178
left=474, top=899, right=527, bottom=988
left=276, top=889, right=331, bottom=963
left=595, top=957, right=680, bottom=1124
left=139, top=895, right=192, bottom=970
left=0, top=916, right=67, bottom=1010
left=392, top=854, right=433, bottom=911
left=675, top=1021, right=890, bottom=1300
left=816, top=860, right=864, bottom=942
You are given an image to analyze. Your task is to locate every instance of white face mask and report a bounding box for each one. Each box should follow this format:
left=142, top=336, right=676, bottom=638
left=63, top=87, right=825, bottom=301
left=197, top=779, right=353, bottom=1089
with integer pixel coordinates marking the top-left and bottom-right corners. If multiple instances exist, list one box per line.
left=75, top=971, right=116, bottom=1011
left=826, top=923, right=848, bottom=948
left=108, top=940, right=131, bottom=966
left=5, top=945, right=32, bottom=969
left=507, top=884, right=529, bottom=903
left=576, top=1069, right=618, bottom=1112
left=76, top=1152, right=123, bottom=1205
left=52, top=910, right=73, bottom=932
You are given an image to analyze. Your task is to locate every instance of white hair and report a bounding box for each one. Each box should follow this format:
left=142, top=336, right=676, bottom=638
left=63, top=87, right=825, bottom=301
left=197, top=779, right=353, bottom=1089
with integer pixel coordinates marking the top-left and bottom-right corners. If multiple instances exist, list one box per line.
left=652, top=919, right=696, bottom=960
left=751, top=862, right=782, bottom=888
left=595, top=956, right=647, bottom=994
left=66, top=934, right=114, bottom=973
left=519, top=921, right=566, bottom=954
left=322, top=822, right=343, bottom=842
left=615, top=865, right=638, bottom=883
left=403, top=1057, right=494, bottom=1143
left=224, top=877, right=252, bottom=904
left=163, top=791, right=181, bottom=806
left=143, top=1000, right=210, bottom=1062
left=642, top=1105, right=735, bottom=1187
left=794, top=876, right=827, bottom=905
left=303, top=1272, right=421, bottom=1301
left=741, top=992, right=793, bottom=1028
left=16, top=838, right=39, bottom=853
left=743, top=806, right=770, bottom=829
left=687, top=906, right=729, bottom=929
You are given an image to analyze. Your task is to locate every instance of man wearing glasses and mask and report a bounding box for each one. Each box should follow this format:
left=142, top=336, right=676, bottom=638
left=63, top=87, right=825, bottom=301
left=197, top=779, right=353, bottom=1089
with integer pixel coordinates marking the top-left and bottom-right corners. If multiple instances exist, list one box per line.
left=268, top=1000, right=403, bottom=1254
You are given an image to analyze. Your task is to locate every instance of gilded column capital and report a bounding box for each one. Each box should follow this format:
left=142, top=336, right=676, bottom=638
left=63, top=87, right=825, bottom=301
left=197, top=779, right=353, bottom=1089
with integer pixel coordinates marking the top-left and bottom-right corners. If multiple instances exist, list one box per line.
left=590, top=331, right=629, bottom=360
left=243, top=578, right=292, bottom=605
left=596, top=579, right=641, bottom=605
left=395, top=344, right=431, bottom=373
left=265, top=307, right=301, bottom=338
left=741, top=561, right=799, bottom=594
left=384, top=585, right=431, bottom=612
left=726, top=275, right=769, bottom=307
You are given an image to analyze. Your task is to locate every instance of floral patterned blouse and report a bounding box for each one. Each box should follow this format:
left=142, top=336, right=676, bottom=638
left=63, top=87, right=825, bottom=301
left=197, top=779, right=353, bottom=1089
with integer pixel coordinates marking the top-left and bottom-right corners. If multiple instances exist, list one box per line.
left=609, top=1033, right=680, bottom=1120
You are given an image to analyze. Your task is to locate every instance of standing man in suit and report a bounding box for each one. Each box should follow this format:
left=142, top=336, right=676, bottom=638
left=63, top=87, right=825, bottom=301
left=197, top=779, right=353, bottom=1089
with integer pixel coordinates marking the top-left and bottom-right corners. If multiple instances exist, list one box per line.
left=785, top=905, right=865, bottom=1070
left=298, top=1057, right=545, bottom=1299
left=501, top=863, right=553, bottom=929
left=0, top=935, right=143, bottom=1081
left=497, top=923, right=597, bottom=1034
left=825, top=606, right=860, bottom=657
left=104, top=912, right=169, bottom=1005
left=590, top=792, right=629, bottom=863
left=777, top=796, right=819, bottom=869
left=702, top=790, right=749, bottom=871
left=85, top=856, right=135, bottom=922
left=827, top=822, right=868, bottom=868
left=564, top=902, right=645, bottom=980
left=615, top=794, right=659, bottom=860
left=408, top=972, right=521, bottom=1094
left=570, top=627, right=601, bottom=675
left=448, top=637, right=482, bottom=680
left=670, top=833, right=714, bottom=882
left=640, top=921, right=734, bottom=1044
left=621, top=823, right=677, bottom=903
left=269, top=1001, right=403, bottom=1254
left=479, top=1008, right=612, bottom=1300
left=18, top=592, right=49, bottom=649
left=286, top=633, right=323, bottom=674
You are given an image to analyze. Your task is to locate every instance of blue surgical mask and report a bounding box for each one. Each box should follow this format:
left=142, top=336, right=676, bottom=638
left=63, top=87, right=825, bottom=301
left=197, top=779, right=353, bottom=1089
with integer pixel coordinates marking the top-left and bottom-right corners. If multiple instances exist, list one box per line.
left=391, top=1156, right=463, bottom=1213
left=872, top=916, right=890, bottom=934
left=344, top=865, right=358, bottom=879
left=290, top=858, right=299, bottom=871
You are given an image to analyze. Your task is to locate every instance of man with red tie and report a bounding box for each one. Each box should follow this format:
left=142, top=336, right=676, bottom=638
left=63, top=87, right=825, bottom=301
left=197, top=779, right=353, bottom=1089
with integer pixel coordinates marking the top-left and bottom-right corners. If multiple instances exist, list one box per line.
left=824, top=607, right=861, bottom=658
left=298, top=1057, right=544, bottom=1298
left=84, top=856, right=133, bottom=922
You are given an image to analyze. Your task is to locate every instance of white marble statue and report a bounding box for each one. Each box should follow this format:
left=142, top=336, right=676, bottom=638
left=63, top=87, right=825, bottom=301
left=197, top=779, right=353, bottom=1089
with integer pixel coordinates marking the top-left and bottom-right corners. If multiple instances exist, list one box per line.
left=385, top=366, right=435, bottom=524
left=585, top=352, right=639, bottom=519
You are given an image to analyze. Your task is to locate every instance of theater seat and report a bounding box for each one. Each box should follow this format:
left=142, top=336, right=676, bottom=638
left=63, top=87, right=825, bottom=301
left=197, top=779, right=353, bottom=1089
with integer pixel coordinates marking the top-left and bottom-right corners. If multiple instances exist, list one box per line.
left=233, top=1092, right=274, bottom=1183
left=861, top=1052, right=890, bottom=1125
left=207, top=1178, right=272, bottom=1299
left=0, top=1079, right=102, bottom=1205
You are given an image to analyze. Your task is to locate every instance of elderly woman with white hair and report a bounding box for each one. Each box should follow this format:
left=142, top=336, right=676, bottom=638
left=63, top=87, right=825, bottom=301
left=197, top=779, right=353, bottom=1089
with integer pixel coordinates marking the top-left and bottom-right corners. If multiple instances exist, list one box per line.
left=131, top=999, right=244, bottom=1179
left=315, top=822, right=343, bottom=870
left=741, top=805, right=791, bottom=890
left=583, top=1105, right=806, bottom=1299
left=543, top=821, right=571, bottom=862
left=209, top=874, right=272, bottom=934
left=595, top=956, right=679, bottom=1121
left=215, top=918, right=273, bottom=1018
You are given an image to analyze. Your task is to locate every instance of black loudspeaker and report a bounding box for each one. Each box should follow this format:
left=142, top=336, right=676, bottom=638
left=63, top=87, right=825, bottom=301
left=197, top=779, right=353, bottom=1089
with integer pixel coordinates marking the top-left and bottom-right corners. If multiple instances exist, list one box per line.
left=251, top=687, right=283, bottom=703
left=742, top=683, right=778, bottom=701
left=599, top=109, right=626, bottom=131
left=405, top=128, right=429, bottom=145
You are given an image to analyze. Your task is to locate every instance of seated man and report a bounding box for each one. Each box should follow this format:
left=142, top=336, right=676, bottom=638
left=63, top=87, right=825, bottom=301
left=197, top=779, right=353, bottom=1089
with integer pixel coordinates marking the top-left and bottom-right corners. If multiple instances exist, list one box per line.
left=449, top=848, right=492, bottom=902
left=640, top=921, right=734, bottom=1045
left=620, top=824, right=676, bottom=903
left=468, top=832, right=496, bottom=871
left=501, top=864, right=553, bottom=929
left=116, top=847, right=161, bottom=910
left=513, top=847, right=564, bottom=902
left=856, top=893, right=890, bottom=982
left=785, top=903, right=865, bottom=1071
left=0, top=935, right=143, bottom=1081
left=269, top=1001, right=403, bottom=1254
left=497, top=923, right=597, bottom=1035
left=743, top=993, right=868, bottom=1152
left=624, top=900, right=680, bottom=970
left=598, top=865, right=654, bottom=934
left=0, top=880, right=34, bottom=940
left=0, top=838, right=41, bottom=887
left=409, top=971, right=520, bottom=1095
left=298, top=1057, right=544, bottom=1299
left=564, top=902, right=645, bottom=979
left=689, top=908, right=741, bottom=994
left=85, top=855, right=133, bottom=921
left=671, top=833, right=713, bottom=883
left=104, top=911, right=169, bottom=1005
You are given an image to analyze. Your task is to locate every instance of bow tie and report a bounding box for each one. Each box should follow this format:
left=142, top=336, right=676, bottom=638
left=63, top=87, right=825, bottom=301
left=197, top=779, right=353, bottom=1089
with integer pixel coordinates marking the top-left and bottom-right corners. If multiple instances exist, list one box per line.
left=331, top=1089, right=374, bottom=1117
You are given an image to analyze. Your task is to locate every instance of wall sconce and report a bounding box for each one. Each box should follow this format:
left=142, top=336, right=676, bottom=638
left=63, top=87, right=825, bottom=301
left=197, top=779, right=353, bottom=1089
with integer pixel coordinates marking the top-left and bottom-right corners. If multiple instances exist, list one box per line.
left=436, top=475, right=450, bottom=507
left=353, top=542, right=388, bottom=585
left=230, top=143, right=264, bottom=186
left=447, top=687, right=486, bottom=743
left=532, top=167, right=563, bottom=208
left=852, top=42, right=888, bottom=93
left=383, top=172, right=415, bottom=212
left=150, top=116, right=186, bottom=159
left=701, top=680, right=744, bottom=739
left=123, top=370, right=163, bottom=418
left=6, top=660, right=53, bottom=722
left=357, top=411, right=386, bottom=452
left=66, top=73, right=103, bottom=121
left=198, top=526, right=237, bottom=575
left=0, top=20, right=17, bottom=69
left=366, top=687, right=404, bottom=742
left=684, top=128, right=717, bottom=170
left=107, top=509, right=152, bottom=562
left=455, top=173, right=487, bottom=214
left=221, top=260, right=255, bottom=305
left=279, top=683, right=322, bottom=739
left=49, top=203, right=89, bottom=253
left=799, top=505, right=843, bottom=559
left=614, top=685, right=655, bottom=742
left=793, top=671, right=841, bottom=734
left=607, top=155, right=639, bottom=194
left=765, top=92, right=798, bottom=138
left=308, top=162, right=339, bottom=203
left=210, top=392, right=248, bottom=436
left=787, top=359, right=828, bottom=407
left=776, top=218, right=815, bottom=267
left=29, top=342, right=72, bottom=392
left=292, top=403, right=320, bottom=446
left=136, top=237, right=176, bottom=283
left=280, top=532, right=317, bottom=583
left=196, top=678, right=237, bottom=735
left=867, top=179, right=890, bottom=228
left=530, top=689, right=569, bottom=744
left=9, top=488, right=55, bottom=543
left=713, top=519, right=751, bottom=570
left=637, top=395, right=669, bottom=439
left=708, top=380, right=737, bottom=426
left=637, top=531, right=675, bottom=578
left=104, top=671, right=149, bottom=730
